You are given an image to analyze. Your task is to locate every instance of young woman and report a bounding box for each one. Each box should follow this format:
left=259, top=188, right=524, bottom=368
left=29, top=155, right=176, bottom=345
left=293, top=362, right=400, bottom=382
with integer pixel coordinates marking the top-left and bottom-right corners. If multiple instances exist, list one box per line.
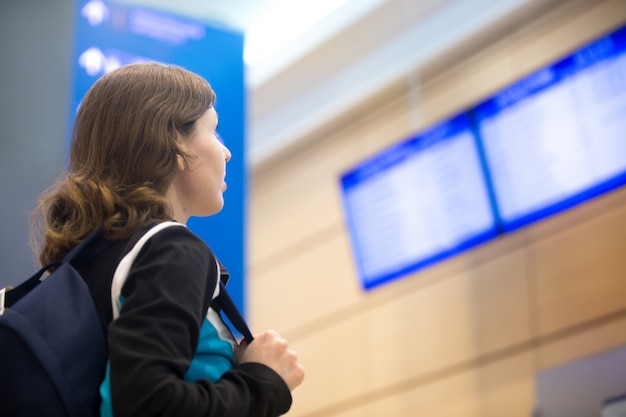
left=34, top=63, right=304, bottom=417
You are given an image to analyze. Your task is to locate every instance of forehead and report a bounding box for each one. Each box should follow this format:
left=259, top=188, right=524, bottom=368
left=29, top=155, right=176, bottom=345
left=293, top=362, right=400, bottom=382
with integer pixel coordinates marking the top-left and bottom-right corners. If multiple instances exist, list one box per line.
left=208, top=107, right=218, bottom=123
left=197, top=107, right=218, bottom=126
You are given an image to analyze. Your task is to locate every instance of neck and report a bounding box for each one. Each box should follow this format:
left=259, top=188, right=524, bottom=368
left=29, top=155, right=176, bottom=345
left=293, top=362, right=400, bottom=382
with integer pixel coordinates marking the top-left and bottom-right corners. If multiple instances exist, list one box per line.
left=165, top=185, right=189, bottom=224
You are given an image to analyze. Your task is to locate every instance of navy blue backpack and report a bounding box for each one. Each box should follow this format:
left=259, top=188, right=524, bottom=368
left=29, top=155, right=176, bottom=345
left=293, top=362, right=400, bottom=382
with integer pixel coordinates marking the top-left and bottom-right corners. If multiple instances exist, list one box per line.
left=0, top=226, right=253, bottom=417
left=0, top=231, right=110, bottom=417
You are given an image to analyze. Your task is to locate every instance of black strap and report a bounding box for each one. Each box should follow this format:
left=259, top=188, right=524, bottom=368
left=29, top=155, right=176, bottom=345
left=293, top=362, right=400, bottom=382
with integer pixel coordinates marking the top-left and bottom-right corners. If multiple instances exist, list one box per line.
left=3, top=229, right=111, bottom=310
left=62, top=229, right=110, bottom=265
left=3, top=227, right=254, bottom=346
left=3, top=262, right=60, bottom=309
left=215, top=260, right=254, bottom=344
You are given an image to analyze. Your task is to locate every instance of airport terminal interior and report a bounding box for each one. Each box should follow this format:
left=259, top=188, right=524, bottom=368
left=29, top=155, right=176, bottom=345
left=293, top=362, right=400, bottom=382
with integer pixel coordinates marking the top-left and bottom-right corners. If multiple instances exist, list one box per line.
left=2, top=0, right=626, bottom=415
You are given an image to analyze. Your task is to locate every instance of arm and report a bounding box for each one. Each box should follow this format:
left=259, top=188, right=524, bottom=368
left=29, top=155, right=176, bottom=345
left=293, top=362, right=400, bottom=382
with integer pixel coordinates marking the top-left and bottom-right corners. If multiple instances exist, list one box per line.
left=107, top=226, right=292, bottom=417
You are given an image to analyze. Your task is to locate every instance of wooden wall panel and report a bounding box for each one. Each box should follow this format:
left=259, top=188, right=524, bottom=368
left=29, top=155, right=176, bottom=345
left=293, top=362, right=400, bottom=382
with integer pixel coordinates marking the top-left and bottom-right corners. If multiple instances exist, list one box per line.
left=512, top=0, right=626, bottom=77
left=354, top=94, right=414, bottom=159
left=362, top=247, right=532, bottom=393
left=420, top=37, right=518, bottom=126
left=287, top=314, right=367, bottom=416
left=249, top=232, right=362, bottom=334
left=466, top=246, right=533, bottom=354
left=368, top=369, right=482, bottom=417
left=250, top=229, right=535, bottom=415
left=473, top=353, right=535, bottom=417
left=249, top=126, right=362, bottom=265
left=362, top=270, right=482, bottom=390
left=537, top=314, right=626, bottom=371
left=291, top=353, right=535, bottom=417
left=531, top=191, right=626, bottom=336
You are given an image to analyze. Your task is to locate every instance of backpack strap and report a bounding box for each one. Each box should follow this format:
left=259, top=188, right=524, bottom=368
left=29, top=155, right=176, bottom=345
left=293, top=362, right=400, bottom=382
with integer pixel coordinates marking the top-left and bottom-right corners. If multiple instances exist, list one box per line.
left=0, top=286, right=11, bottom=315
left=1, top=229, right=109, bottom=313
left=1, top=264, right=58, bottom=314
left=110, top=221, right=181, bottom=319
left=215, top=260, right=254, bottom=344
left=62, top=229, right=110, bottom=264
left=110, top=221, right=253, bottom=343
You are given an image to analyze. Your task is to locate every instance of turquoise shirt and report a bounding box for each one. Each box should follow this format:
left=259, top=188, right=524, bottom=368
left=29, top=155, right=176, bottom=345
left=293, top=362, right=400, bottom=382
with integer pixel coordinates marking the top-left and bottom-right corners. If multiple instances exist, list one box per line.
left=100, top=308, right=235, bottom=416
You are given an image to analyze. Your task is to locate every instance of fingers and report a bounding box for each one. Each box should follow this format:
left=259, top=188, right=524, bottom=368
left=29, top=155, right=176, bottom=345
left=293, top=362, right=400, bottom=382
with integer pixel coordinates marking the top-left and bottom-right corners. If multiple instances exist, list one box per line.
left=239, top=329, right=305, bottom=391
left=284, top=350, right=305, bottom=391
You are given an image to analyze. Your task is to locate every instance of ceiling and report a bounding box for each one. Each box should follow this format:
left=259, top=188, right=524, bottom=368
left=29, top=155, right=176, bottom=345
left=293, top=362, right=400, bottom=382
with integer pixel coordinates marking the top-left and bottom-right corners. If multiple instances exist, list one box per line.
left=115, top=0, right=388, bottom=86
left=114, top=0, right=556, bottom=169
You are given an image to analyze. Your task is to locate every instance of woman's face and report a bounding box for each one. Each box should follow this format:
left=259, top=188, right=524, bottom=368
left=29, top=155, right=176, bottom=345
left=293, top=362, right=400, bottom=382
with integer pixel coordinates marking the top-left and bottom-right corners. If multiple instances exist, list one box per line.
left=171, top=107, right=231, bottom=220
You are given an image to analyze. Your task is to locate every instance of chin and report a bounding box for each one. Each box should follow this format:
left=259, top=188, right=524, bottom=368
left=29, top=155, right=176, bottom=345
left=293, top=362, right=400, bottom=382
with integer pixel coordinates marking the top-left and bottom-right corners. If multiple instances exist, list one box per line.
left=206, top=200, right=225, bottom=216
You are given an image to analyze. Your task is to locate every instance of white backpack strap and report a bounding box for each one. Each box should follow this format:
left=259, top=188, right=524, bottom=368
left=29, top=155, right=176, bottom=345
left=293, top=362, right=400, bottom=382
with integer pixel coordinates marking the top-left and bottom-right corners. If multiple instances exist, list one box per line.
left=0, top=286, right=10, bottom=315
left=111, top=221, right=186, bottom=320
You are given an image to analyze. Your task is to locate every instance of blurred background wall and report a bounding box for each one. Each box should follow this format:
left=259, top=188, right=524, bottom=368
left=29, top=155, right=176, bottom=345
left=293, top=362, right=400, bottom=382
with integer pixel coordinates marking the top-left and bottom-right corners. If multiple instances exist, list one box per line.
left=0, top=0, right=74, bottom=282
left=247, top=0, right=626, bottom=416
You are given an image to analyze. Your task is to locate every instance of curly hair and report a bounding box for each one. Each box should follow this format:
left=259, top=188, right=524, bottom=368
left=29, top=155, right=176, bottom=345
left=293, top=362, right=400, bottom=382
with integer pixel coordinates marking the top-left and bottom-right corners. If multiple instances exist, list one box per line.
left=33, top=63, right=215, bottom=265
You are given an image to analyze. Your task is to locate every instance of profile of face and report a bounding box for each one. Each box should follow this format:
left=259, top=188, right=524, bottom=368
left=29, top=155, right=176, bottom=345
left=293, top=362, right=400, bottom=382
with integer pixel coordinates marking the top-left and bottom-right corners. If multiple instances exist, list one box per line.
left=171, top=107, right=232, bottom=221
left=69, top=63, right=228, bottom=224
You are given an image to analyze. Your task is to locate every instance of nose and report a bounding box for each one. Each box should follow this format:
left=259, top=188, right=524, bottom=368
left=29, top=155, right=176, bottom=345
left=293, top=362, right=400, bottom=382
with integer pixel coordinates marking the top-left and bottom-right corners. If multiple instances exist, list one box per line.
left=223, top=144, right=232, bottom=162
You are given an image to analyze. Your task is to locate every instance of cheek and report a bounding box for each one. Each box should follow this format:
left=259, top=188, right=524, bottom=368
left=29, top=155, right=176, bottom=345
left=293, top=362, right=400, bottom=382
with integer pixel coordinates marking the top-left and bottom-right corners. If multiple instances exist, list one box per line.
left=210, top=150, right=226, bottom=176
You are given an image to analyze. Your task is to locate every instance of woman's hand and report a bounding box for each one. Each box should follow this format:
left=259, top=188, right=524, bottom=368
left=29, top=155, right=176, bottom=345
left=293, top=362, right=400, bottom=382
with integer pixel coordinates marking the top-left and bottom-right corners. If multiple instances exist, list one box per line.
left=237, top=329, right=305, bottom=391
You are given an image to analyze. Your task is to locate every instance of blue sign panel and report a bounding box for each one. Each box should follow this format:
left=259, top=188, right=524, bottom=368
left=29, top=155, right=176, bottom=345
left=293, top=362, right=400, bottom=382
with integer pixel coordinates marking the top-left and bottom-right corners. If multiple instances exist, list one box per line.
left=71, top=0, right=247, bottom=314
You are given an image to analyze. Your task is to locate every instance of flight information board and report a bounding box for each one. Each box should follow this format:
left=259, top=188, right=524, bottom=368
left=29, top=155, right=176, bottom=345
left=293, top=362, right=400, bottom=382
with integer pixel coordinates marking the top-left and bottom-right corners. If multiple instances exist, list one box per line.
left=341, top=24, right=626, bottom=290
left=340, top=113, right=498, bottom=289
left=474, top=24, right=626, bottom=231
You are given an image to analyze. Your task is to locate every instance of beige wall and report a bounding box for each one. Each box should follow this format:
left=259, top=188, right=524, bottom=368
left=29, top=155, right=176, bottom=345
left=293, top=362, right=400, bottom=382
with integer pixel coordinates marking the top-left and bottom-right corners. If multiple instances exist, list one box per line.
left=248, top=0, right=626, bottom=415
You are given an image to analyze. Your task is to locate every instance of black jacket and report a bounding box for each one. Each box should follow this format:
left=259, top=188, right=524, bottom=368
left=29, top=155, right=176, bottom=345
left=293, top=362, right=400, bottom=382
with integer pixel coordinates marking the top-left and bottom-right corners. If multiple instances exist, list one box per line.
left=78, top=224, right=291, bottom=417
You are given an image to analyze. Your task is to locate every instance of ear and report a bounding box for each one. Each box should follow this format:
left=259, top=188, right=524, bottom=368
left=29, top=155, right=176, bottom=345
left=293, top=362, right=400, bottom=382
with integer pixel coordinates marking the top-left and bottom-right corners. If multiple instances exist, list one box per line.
left=177, top=154, right=186, bottom=172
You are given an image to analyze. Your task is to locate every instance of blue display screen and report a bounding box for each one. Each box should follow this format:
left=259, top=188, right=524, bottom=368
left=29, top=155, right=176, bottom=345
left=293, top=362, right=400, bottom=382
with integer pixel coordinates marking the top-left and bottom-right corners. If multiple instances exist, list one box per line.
left=72, top=1, right=247, bottom=313
left=340, top=113, right=498, bottom=289
left=474, top=24, right=626, bottom=231
left=341, top=23, right=626, bottom=290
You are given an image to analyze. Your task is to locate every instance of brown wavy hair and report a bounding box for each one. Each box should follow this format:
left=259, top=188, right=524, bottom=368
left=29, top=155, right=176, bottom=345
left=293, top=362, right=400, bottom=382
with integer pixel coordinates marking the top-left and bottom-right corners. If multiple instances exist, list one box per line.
left=33, top=63, right=215, bottom=265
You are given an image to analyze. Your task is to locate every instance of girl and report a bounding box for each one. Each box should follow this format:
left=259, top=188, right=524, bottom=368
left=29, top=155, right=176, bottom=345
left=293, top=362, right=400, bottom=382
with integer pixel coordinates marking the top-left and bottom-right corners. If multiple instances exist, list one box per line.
left=34, top=63, right=304, bottom=417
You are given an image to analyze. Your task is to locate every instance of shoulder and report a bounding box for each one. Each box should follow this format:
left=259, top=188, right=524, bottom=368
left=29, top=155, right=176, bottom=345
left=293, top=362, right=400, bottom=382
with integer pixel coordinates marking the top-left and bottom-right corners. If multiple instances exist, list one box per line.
left=128, top=222, right=218, bottom=284
left=119, top=222, right=219, bottom=303
left=137, top=222, right=213, bottom=259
